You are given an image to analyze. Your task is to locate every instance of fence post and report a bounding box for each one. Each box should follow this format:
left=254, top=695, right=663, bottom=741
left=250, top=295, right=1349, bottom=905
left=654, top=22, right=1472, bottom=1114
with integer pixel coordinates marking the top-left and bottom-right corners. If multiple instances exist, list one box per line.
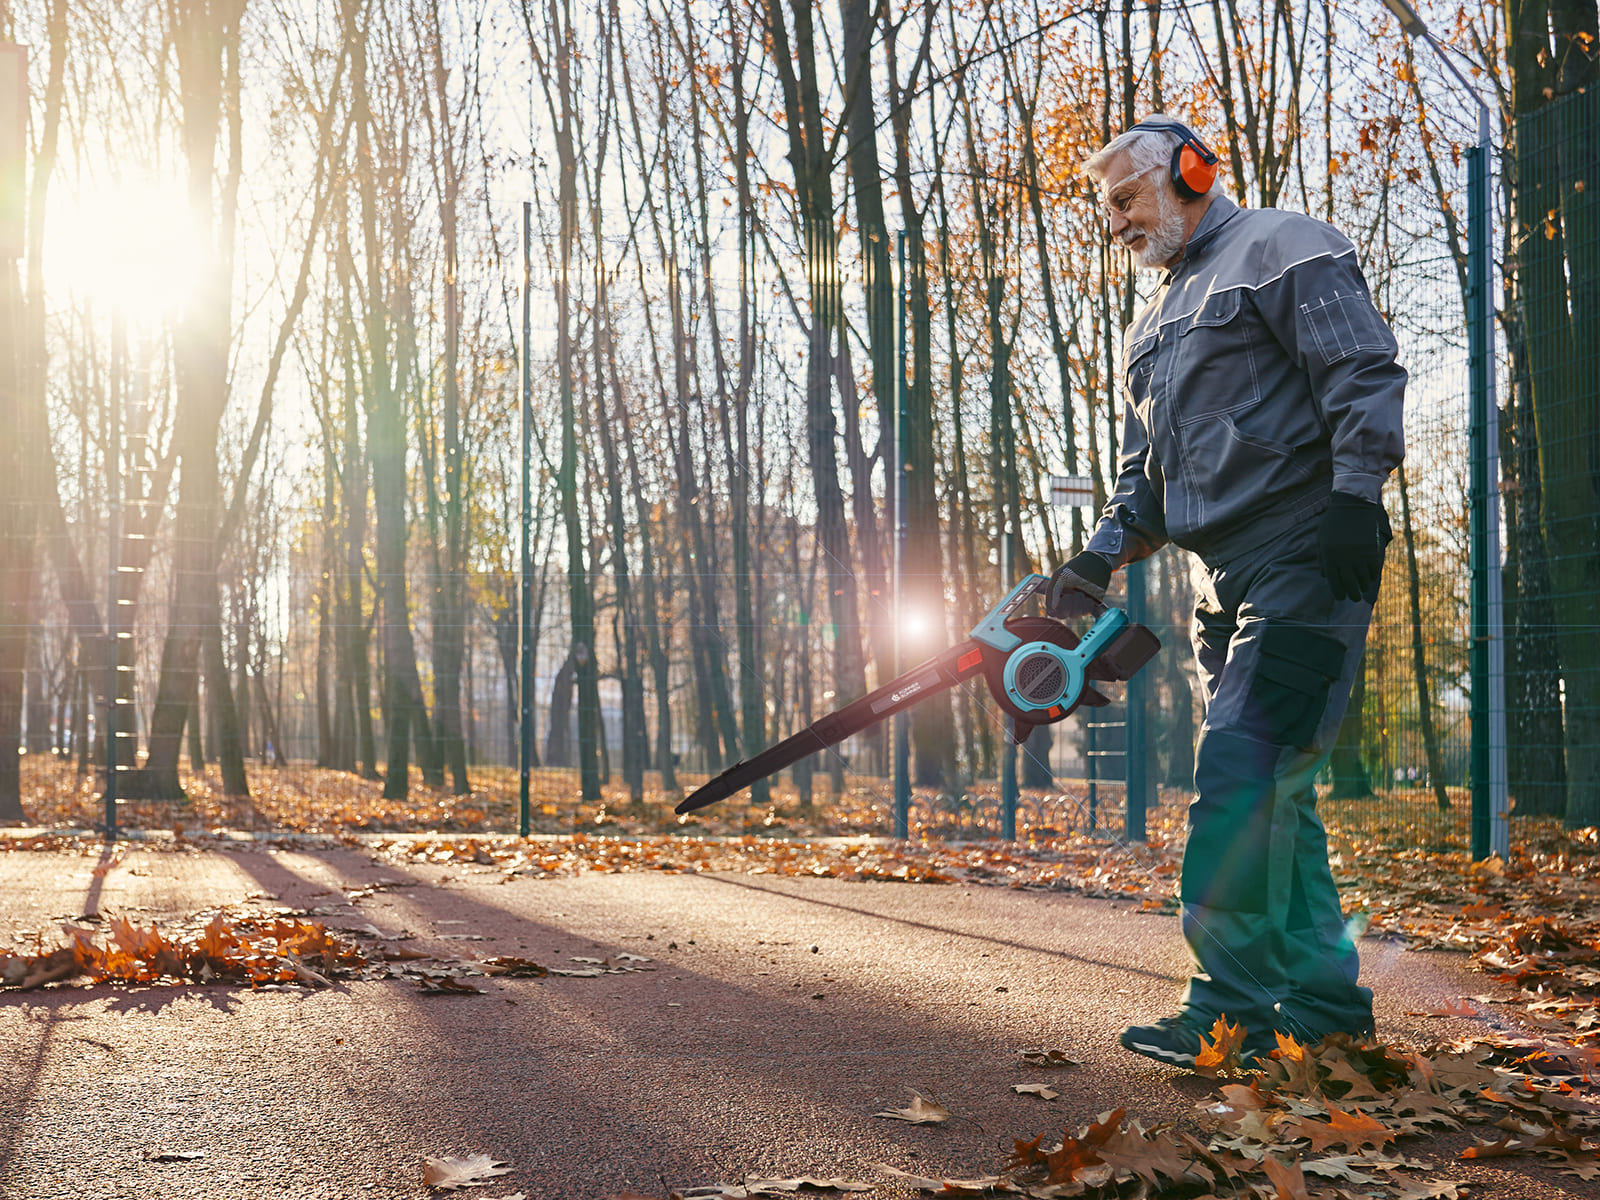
left=893, top=231, right=910, bottom=839
left=519, top=201, right=533, bottom=838
left=1000, top=533, right=1018, bottom=841
left=1377, top=0, right=1508, bottom=861
left=104, top=315, right=121, bottom=841
left=1124, top=557, right=1148, bottom=842
left=1467, top=114, right=1509, bottom=860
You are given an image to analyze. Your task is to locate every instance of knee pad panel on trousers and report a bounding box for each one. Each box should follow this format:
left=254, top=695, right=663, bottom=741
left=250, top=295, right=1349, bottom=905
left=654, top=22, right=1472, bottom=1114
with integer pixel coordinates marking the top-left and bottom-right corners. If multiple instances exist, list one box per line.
left=1243, top=621, right=1346, bottom=748
left=1183, top=729, right=1281, bottom=912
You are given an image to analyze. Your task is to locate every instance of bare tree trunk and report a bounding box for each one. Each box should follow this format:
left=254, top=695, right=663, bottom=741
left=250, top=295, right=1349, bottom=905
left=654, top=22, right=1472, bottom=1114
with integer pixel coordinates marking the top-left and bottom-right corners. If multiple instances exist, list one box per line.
left=142, top=0, right=250, bottom=802
left=316, top=435, right=337, bottom=767
left=423, top=0, right=469, bottom=795
left=837, top=0, right=893, bottom=725
left=527, top=0, right=601, bottom=801
left=591, top=0, right=646, bottom=806
left=544, top=650, right=575, bottom=768
left=0, top=258, right=27, bottom=821
left=613, top=19, right=678, bottom=796
left=1396, top=466, right=1450, bottom=812
left=1544, top=2, right=1600, bottom=827
left=203, top=613, right=248, bottom=794
left=686, top=3, right=764, bottom=801
left=883, top=2, right=954, bottom=791
left=932, top=112, right=988, bottom=784
left=1500, top=300, right=1567, bottom=815
left=0, top=0, right=69, bottom=821
left=764, top=0, right=867, bottom=796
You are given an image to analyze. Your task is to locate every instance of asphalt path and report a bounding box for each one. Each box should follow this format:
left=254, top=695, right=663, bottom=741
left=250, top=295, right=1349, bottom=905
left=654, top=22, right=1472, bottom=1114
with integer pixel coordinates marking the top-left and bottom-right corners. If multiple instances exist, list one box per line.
left=0, top=840, right=1578, bottom=1199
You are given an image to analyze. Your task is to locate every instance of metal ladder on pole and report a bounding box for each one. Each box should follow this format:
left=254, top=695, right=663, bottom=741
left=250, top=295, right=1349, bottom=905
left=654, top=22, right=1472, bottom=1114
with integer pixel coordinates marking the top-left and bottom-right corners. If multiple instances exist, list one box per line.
left=1084, top=707, right=1126, bottom=833
left=103, top=327, right=150, bottom=836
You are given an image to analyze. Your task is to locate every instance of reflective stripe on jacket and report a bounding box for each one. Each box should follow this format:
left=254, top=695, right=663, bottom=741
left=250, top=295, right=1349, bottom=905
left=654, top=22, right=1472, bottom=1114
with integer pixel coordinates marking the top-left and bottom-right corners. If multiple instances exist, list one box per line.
left=1085, top=195, right=1406, bottom=567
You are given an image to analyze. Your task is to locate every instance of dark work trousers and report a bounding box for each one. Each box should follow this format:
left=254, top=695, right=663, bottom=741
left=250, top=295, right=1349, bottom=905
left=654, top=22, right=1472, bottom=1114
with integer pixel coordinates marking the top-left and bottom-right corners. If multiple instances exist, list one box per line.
left=1177, top=519, right=1376, bottom=1041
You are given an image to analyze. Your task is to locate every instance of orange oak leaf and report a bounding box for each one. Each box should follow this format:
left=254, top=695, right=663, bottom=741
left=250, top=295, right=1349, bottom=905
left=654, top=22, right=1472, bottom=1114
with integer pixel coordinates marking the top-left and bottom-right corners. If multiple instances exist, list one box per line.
left=1460, top=1137, right=1517, bottom=1159
left=1006, top=1133, right=1047, bottom=1170
left=1094, top=1123, right=1196, bottom=1184
left=1261, top=1155, right=1311, bottom=1200
left=1281, top=1104, right=1395, bottom=1153
left=1195, top=1015, right=1251, bottom=1076
left=1043, top=1136, right=1104, bottom=1185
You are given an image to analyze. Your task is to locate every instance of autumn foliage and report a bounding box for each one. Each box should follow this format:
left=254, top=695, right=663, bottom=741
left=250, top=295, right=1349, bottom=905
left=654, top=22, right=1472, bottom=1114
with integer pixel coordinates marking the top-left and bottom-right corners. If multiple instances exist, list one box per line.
left=0, top=914, right=366, bottom=990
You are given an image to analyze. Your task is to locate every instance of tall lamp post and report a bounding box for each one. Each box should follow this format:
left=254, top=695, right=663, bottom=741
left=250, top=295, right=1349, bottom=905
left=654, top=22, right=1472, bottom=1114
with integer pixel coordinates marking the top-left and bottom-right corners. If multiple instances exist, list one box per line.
left=1380, top=0, right=1508, bottom=859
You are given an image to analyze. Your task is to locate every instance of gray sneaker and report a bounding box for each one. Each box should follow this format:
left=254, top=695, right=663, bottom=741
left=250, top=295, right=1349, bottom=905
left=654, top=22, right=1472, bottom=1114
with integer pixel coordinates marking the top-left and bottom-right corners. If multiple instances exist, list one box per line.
left=1119, top=1012, right=1275, bottom=1068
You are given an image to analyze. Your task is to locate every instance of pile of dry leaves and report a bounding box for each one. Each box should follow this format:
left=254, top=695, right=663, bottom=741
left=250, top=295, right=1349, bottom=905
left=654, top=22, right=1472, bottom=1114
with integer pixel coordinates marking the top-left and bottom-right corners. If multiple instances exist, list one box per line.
left=0, top=913, right=367, bottom=990
left=861, top=1021, right=1600, bottom=1199
left=645, top=1027, right=1597, bottom=1199
left=10, top=754, right=1154, bottom=841
left=369, top=831, right=1176, bottom=898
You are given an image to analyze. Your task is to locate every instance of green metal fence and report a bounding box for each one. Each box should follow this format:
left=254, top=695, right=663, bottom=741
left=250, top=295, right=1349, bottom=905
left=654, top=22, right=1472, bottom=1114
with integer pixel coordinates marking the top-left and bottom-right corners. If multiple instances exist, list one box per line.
left=1501, top=87, right=1600, bottom=834
left=1321, top=87, right=1599, bottom=849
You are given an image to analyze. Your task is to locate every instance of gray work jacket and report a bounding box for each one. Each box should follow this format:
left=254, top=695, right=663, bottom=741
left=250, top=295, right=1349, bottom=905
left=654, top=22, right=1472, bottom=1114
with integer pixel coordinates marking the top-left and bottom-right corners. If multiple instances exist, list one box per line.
left=1085, top=196, right=1406, bottom=568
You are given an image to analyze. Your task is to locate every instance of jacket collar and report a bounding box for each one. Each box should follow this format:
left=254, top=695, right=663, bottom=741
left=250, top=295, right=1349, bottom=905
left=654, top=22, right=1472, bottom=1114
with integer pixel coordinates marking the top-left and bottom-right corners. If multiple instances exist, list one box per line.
left=1163, top=194, right=1240, bottom=281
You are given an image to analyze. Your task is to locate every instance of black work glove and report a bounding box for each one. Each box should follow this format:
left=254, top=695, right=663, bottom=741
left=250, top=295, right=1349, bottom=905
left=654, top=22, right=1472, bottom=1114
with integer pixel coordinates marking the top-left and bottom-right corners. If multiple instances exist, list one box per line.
left=1317, top=493, right=1392, bottom=603
left=1047, top=551, right=1114, bottom=618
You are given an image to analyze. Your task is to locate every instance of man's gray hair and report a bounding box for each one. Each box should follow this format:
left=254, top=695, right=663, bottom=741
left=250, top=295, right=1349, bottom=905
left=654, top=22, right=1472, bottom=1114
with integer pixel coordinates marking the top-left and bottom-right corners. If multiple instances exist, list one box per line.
left=1084, top=114, right=1224, bottom=197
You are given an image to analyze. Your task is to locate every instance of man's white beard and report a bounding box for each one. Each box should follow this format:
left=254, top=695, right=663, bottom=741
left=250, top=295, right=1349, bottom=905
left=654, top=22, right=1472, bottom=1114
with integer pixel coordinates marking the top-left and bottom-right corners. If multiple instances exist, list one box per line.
left=1125, top=189, right=1187, bottom=270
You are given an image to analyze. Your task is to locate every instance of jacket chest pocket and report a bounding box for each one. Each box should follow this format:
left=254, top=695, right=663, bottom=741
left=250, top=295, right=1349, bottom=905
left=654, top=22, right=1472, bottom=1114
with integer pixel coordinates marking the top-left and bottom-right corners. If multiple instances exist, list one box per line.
left=1123, top=332, right=1159, bottom=422
left=1174, top=288, right=1258, bottom=425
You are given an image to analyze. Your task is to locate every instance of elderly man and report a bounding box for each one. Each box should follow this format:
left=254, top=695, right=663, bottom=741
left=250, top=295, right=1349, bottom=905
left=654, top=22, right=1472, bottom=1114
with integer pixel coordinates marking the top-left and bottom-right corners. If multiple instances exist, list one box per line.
left=1049, top=115, right=1405, bottom=1067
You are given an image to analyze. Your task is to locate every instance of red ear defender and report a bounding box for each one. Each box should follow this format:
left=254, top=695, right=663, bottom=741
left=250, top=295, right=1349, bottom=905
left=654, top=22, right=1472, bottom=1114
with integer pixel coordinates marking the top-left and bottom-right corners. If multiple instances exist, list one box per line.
left=1131, top=117, right=1219, bottom=201
left=1173, top=141, right=1218, bottom=200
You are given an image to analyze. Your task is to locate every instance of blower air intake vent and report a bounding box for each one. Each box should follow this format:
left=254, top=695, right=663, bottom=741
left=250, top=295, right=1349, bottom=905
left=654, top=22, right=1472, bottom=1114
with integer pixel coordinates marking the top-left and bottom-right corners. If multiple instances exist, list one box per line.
left=1015, top=652, right=1065, bottom=705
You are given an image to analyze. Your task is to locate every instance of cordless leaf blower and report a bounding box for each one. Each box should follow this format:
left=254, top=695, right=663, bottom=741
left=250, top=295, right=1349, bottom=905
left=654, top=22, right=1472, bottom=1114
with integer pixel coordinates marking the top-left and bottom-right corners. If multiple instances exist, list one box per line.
left=673, top=573, right=1162, bottom=814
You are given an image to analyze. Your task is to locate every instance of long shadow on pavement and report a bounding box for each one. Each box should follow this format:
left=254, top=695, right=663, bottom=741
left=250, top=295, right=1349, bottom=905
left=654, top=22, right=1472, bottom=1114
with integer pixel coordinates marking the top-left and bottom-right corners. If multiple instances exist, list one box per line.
left=193, top=843, right=1196, bottom=1196
left=696, top=873, right=1178, bottom=983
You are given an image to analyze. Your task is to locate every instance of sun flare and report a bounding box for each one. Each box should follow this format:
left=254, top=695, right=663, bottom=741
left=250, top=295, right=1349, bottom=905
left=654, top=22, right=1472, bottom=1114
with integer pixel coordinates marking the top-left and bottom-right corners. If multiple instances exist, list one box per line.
left=42, top=176, right=209, bottom=320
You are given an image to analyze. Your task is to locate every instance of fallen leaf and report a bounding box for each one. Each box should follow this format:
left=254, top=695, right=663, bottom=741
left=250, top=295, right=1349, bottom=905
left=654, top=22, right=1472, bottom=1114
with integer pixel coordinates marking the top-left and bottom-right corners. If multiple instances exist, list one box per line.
left=744, top=1179, right=874, bottom=1194
left=1006, top=1133, right=1047, bottom=1170
left=480, top=957, right=549, bottom=978
left=1299, top=1154, right=1380, bottom=1184
left=1394, top=1180, right=1467, bottom=1200
left=417, top=975, right=484, bottom=995
left=141, top=1149, right=205, bottom=1162
left=1194, top=1015, right=1252, bottom=1077
left=422, top=1154, right=513, bottom=1190
left=1011, top=1083, right=1058, bottom=1099
left=872, top=1164, right=1000, bottom=1193
left=1018, top=1047, right=1082, bottom=1067
left=872, top=1093, right=950, bottom=1125
left=1094, top=1122, right=1197, bottom=1184
left=1261, top=1155, right=1309, bottom=1200
left=1280, top=1104, right=1394, bottom=1153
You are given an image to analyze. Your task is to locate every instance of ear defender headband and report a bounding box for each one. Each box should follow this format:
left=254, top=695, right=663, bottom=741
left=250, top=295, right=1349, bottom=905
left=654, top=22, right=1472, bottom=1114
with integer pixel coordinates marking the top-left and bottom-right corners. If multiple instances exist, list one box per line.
left=1131, top=118, right=1219, bottom=201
